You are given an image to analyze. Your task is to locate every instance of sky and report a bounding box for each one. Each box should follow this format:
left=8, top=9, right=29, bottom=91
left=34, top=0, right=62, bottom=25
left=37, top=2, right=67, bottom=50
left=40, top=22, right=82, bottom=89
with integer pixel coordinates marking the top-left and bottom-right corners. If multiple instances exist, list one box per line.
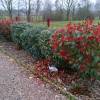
left=91, top=0, right=96, bottom=3
left=0, top=0, right=97, bottom=10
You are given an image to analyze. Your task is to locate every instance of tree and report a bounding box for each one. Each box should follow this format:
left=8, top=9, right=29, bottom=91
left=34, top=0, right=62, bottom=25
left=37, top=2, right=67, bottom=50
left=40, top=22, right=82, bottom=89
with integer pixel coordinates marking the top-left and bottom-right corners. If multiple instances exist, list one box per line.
left=0, top=0, right=13, bottom=18
left=63, top=0, right=75, bottom=20
left=54, top=0, right=64, bottom=20
left=23, top=0, right=32, bottom=22
left=17, top=0, right=20, bottom=16
left=35, top=0, right=42, bottom=21
left=95, top=0, right=100, bottom=19
left=42, top=0, right=52, bottom=20
left=76, top=0, right=93, bottom=20
left=71, top=4, right=76, bottom=20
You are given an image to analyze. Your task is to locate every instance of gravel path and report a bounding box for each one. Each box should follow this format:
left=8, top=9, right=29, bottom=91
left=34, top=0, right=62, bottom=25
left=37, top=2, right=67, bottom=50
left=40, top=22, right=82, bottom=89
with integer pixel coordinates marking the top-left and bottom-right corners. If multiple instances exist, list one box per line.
left=0, top=51, right=66, bottom=100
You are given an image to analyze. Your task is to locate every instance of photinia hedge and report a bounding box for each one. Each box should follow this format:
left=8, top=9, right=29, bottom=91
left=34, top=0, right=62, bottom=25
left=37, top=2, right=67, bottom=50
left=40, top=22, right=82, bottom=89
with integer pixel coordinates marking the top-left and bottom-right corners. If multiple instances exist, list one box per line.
left=49, top=19, right=100, bottom=79
left=0, top=18, right=21, bottom=40
left=0, top=18, right=13, bottom=40
left=10, top=19, right=100, bottom=80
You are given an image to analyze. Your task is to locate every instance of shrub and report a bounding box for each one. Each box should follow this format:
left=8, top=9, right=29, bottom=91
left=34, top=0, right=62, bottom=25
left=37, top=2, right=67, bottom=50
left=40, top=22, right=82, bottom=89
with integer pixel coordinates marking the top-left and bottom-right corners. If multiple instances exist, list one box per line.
left=38, top=29, right=54, bottom=58
left=0, top=19, right=13, bottom=40
left=20, top=25, right=48, bottom=58
left=11, top=23, right=33, bottom=46
left=49, top=20, right=100, bottom=78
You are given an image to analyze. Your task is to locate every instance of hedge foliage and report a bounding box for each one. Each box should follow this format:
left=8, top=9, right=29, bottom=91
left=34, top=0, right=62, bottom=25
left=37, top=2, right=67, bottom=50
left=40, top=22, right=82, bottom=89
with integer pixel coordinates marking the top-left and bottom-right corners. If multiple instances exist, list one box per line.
left=11, top=23, right=33, bottom=45
left=9, top=21, right=100, bottom=80
left=11, top=23, right=53, bottom=59
left=0, top=19, right=12, bottom=40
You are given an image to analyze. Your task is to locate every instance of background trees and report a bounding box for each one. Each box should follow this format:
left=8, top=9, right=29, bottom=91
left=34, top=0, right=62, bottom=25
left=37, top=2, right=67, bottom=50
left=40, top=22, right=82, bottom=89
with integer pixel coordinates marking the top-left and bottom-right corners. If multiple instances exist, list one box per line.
left=42, top=0, right=52, bottom=20
left=0, top=0, right=13, bottom=18
left=63, top=0, right=75, bottom=20
left=23, top=0, right=32, bottom=22
left=54, top=0, right=64, bottom=21
left=76, top=0, right=93, bottom=20
left=35, top=0, right=42, bottom=21
left=95, top=0, right=100, bottom=19
left=0, top=0, right=100, bottom=21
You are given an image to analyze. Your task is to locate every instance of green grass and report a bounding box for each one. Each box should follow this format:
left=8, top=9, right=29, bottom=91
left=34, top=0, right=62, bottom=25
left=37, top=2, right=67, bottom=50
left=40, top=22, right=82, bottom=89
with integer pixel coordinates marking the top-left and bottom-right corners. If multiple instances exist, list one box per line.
left=33, top=20, right=100, bottom=29
left=1, top=15, right=100, bottom=28
left=33, top=21, right=80, bottom=29
left=50, top=21, right=80, bottom=28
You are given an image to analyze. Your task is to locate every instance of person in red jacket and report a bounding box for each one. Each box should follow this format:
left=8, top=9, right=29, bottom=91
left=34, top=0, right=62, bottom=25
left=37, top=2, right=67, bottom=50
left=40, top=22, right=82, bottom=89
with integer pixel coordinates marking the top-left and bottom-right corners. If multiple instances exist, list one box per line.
left=47, top=18, right=51, bottom=27
left=15, top=16, right=20, bottom=22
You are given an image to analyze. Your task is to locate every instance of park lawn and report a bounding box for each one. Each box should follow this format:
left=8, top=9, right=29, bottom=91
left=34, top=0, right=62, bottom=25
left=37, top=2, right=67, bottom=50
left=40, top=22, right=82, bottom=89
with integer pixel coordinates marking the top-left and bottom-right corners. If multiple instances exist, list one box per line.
left=33, top=20, right=100, bottom=29
left=33, top=20, right=80, bottom=29
left=50, top=20, right=80, bottom=28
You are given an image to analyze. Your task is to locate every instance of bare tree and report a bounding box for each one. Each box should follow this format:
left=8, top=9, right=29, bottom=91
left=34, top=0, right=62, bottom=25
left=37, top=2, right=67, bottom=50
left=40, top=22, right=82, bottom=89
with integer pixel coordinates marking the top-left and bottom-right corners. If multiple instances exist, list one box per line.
left=95, top=0, right=100, bottom=19
left=55, top=0, right=64, bottom=20
left=63, top=0, right=75, bottom=20
left=0, top=0, right=13, bottom=18
left=71, top=4, right=76, bottom=20
left=23, top=0, right=32, bottom=22
left=76, top=0, right=93, bottom=20
left=35, top=0, right=42, bottom=21
left=17, top=0, right=20, bottom=16
left=43, top=0, right=52, bottom=20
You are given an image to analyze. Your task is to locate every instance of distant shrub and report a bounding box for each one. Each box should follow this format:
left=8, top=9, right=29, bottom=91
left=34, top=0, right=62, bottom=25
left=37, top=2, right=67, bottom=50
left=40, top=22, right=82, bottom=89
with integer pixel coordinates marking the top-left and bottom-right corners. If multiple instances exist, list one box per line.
left=11, top=23, right=33, bottom=47
left=20, top=25, right=48, bottom=58
left=0, top=19, right=13, bottom=40
left=38, top=30, right=53, bottom=58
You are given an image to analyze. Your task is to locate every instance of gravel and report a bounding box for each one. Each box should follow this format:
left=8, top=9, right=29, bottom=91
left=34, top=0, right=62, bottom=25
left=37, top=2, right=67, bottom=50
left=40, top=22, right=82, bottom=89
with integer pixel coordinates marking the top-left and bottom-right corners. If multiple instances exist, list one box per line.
left=0, top=41, right=100, bottom=100
left=0, top=51, right=66, bottom=100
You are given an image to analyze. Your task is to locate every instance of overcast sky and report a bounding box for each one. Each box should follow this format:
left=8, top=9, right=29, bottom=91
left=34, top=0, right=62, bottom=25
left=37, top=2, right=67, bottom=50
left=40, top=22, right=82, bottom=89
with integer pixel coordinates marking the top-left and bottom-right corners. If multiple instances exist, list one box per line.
left=89, top=0, right=95, bottom=3
left=0, top=0, right=97, bottom=10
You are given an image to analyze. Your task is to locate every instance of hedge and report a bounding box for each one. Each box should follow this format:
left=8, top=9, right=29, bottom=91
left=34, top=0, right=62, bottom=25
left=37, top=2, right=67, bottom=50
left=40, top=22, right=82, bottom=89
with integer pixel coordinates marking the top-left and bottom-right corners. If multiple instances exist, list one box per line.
left=11, top=23, right=33, bottom=46
left=11, top=23, right=53, bottom=59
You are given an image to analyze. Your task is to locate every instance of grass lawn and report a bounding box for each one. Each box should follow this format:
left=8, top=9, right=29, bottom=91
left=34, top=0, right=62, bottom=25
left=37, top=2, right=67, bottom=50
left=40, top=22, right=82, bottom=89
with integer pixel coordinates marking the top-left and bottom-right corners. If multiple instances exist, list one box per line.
left=33, top=20, right=80, bottom=29
left=33, top=20, right=100, bottom=29
left=50, top=20, right=80, bottom=28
